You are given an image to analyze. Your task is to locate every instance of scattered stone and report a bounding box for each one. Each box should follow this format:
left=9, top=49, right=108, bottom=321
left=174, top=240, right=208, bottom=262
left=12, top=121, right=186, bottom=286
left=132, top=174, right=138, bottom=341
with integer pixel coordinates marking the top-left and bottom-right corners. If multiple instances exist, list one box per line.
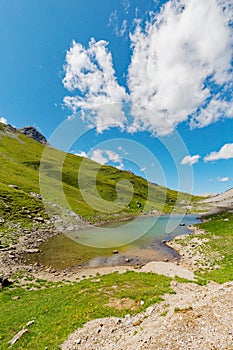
left=12, top=296, right=20, bottom=300
left=9, top=184, right=18, bottom=189
left=132, top=319, right=142, bottom=327
left=112, top=250, right=119, bottom=254
left=25, top=248, right=40, bottom=254
left=91, top=278, right=100, bottom=283
left=34, top=217, right=44, bottom=222
left=146, top=306, right=154, bottom=316
left=9, top=328, right=28, bottom=346
left=30, top=192, right=42, bottom=200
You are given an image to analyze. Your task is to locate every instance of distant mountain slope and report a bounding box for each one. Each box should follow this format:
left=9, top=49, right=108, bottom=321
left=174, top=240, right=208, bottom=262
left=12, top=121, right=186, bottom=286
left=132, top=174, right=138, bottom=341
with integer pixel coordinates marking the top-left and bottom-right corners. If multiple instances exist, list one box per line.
left=0, top=122, right=201, bottom=232
left=201, top=188, right=233, bottom=208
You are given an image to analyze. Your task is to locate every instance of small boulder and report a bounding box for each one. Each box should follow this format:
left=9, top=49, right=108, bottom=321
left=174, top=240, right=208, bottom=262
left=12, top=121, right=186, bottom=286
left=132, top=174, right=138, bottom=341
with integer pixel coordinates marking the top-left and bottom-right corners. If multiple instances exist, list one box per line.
left=0, top=275, right=12, bottom=288
left=9, top=184, right=18, bottom=189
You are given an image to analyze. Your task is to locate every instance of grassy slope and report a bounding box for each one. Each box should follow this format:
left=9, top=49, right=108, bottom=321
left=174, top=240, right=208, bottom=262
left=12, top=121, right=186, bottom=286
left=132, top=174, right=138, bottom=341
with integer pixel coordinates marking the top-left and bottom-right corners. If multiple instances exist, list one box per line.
left=174, top=210, right=233, bottom=283
left=0, top=123, right=200, bottom=230
left=0, top=271, right=173, bottom=350
left=195, top=211, right=233, bottom=283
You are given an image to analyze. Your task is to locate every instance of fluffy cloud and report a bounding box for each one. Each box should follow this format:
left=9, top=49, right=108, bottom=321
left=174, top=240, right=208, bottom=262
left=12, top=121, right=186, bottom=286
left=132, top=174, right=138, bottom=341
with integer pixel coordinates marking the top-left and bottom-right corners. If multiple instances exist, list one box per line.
left=218, top=176, right=229, bottom=182
left=90, top=149, right=109, bottom=165
left=0, top=117, right=7, bottom=124
left=128, top=0, right=233, bottom=135
left=63, top=0, right=233, bottom=136
left=75, top=151, right=88, bottom=158
left=181, top=154, right=200, bottom=165
left=63, top=39, right=127, bottom=133
left=204, top=143, right=233, bottom=161
left=76, top=148, right=124, bottom=169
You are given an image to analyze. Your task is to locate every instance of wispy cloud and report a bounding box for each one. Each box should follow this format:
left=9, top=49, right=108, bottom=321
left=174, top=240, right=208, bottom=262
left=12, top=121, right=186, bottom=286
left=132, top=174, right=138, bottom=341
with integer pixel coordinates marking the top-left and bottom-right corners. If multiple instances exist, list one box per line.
left=108, top=10, right=118, bottom=29
left=119, top=20, right=127, bottom=37
left=108, top=10, right=128, bottom=37
left=218, top=176, right=229, bottom=182
left=204, top=143, right=233, bottom=161
left=122, top=0, right=130, bottom=15
left=0, top=117, right=7, bottom=125
left=181, top=154, right=200, bottom=165
left=64, top=0, right=233, bottom=136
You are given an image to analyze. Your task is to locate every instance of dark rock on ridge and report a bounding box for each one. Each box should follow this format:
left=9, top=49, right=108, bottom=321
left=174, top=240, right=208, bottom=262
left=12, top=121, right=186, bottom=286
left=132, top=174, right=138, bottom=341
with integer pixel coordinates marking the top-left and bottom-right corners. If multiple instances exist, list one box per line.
left=18, top=126, right=47, bottom=145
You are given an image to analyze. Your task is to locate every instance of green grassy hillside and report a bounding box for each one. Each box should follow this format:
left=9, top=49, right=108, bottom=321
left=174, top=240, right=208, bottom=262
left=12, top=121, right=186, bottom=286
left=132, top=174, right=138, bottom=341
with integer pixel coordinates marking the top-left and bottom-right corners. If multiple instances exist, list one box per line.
left=0, top=122, right=200, bottom=234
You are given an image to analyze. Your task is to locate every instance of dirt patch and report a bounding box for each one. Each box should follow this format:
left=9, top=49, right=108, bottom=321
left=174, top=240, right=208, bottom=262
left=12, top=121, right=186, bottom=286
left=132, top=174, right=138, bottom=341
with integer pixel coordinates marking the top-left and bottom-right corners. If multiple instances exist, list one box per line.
left=105, top=298, right=138, bottom=310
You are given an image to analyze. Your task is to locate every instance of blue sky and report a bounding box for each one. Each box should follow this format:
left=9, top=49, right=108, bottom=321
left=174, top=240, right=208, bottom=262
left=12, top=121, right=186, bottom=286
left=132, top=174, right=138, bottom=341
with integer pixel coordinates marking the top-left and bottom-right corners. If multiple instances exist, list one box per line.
left=0, top=0, right=233, bottom=195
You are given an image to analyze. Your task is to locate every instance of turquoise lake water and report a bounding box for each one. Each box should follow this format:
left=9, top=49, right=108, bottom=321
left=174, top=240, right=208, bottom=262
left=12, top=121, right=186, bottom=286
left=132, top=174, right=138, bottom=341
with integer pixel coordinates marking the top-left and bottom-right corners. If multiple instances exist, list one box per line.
left=26, top=214, right=200, bottom=270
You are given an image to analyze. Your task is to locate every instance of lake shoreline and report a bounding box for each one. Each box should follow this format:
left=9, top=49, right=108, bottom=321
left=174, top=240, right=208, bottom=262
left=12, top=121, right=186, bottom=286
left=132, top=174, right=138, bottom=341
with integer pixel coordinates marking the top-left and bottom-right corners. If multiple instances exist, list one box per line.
left=0, top=213, right=202, bottom=282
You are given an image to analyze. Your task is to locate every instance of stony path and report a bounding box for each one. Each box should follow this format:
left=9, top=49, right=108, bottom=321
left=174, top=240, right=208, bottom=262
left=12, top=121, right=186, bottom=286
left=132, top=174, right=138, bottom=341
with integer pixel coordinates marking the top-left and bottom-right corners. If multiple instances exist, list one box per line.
left=62, top=281, right=233, bottom=350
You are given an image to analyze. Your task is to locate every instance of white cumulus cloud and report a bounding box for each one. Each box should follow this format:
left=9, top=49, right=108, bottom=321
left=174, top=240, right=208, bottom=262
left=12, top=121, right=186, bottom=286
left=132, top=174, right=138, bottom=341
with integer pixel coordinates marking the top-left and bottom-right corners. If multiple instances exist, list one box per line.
left=181, top=154, right=200, bottom=165
left=63, top=38, right=127, bottom=133
left=90, top=149, right=109, bottom=165
left=204, top=143, right=233, bottom=161
left=218, top=176, right=229, bottom=182
left=128, top=0, right=233, bottom=135
left=0, top=117, right=7, bottom=125
left=63, top=0, right=233, bottom=136
left=75, top=151, right=88, bottom=158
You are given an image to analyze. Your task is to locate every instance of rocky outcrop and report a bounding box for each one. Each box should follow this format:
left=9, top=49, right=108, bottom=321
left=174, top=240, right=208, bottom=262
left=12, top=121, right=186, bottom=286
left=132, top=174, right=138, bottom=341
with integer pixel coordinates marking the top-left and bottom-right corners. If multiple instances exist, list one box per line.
left=17, top=126, right=47, bottom=145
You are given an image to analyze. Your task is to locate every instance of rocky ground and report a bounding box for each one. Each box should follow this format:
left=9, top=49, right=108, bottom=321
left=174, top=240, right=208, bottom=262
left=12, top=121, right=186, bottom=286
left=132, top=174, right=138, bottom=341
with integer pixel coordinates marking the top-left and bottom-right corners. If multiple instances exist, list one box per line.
left=0, top=205, right=89, bottom=278
left=62, top=280, right=233, bottom=350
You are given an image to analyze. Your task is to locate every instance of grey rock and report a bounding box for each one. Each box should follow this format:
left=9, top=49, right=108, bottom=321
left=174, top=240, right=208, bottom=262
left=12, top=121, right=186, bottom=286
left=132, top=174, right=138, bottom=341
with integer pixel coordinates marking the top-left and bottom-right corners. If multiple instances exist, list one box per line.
left=9, top=184, right=19, bottom=189
left=18, top=126, right=47, bottom=145
left=30, top=192, right=42, bottom=200
left=25, top=248, right=40, bottom=254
